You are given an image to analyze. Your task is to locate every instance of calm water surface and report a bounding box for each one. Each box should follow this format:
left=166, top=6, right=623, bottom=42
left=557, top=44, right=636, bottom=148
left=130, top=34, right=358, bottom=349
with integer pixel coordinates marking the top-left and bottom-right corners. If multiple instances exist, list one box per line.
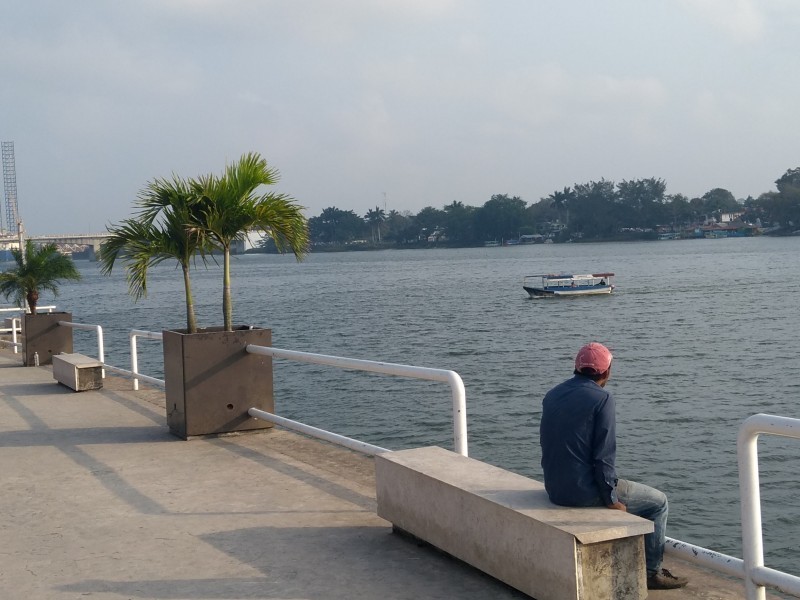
left=42, top=236, right=800, bottom=574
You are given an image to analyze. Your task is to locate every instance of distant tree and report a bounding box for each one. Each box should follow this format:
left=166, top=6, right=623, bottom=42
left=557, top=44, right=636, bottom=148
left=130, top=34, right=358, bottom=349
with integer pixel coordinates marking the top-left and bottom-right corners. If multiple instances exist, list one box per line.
left=415, top=206, right=446, bottom=240
left=473, top=194, right=527, bottom=241
left=527, top=197, right=559, bottom=234
left=617, top=178, right=667, bottom=228
left=383, top=210, right=413, bottom=243
left=571, top=180, right=617, bottom=238
left=364, top=206, right=386, bottom=243
left=337, top=210, right=369, bottom=242
left=442, top=201, right=476, bottom=242
left=759, top=189, right=800, bottom=230
left=0, top=241, right=81, bottom=315
left=775, top=167, right=800, bottom=194
left=315, top=207, right=344, bottom=243
left=665, top=193, right=694, bottom=228
left=545, top=187, right=575, bottom=226
left=701, top=188, right=740, bottom=216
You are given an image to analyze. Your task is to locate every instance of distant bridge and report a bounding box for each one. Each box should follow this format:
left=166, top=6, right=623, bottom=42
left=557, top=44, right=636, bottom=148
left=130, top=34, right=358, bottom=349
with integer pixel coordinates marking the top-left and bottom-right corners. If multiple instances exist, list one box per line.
left=0, top=231, right=252, bottom=257
left=0, top=233, right=111, bottom=258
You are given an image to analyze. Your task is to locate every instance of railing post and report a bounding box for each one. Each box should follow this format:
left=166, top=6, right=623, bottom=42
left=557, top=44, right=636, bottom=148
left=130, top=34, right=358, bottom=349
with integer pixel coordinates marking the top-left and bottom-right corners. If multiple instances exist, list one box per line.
left=447, top=371, right=468, bottom=456
left=12, top=317, right=19, bottom=354
left=738, top=419, right=766, bottom=600
left=130, top=332, right=140, bottom=391
left=737, top=414, right=800, bottom=600
left=96, top=325, right=105, bottom=378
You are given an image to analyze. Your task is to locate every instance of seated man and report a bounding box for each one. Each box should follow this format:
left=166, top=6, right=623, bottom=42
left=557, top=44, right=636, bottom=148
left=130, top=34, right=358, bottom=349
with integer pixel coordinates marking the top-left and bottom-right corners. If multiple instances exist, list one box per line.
left=539, top=342, right=688, bottom=590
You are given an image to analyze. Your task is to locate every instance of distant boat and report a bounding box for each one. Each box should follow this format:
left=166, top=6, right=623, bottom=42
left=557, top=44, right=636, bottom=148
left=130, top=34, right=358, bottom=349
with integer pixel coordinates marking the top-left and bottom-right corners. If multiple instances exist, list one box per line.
left=484, top=240, right=501, bottom=247
left=523, top=272, right=615, bottom=298
left=519, top=234, right=544, bottom=244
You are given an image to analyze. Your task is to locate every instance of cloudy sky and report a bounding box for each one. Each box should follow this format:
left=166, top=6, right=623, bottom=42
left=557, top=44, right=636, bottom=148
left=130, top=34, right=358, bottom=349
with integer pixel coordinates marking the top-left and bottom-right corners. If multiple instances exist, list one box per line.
left=1, top=0, right=799, bottom=235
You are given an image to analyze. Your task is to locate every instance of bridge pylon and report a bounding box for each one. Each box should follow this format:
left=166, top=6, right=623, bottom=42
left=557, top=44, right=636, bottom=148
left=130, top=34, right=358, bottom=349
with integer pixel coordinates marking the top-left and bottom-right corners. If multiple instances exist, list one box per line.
left=2, top=141, right=21, bottom=237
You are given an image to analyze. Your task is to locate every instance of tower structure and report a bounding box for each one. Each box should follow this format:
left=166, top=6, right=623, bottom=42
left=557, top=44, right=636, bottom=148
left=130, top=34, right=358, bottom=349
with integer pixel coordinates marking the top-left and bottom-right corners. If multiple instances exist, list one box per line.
left=2, top=141, right=21, bottom=236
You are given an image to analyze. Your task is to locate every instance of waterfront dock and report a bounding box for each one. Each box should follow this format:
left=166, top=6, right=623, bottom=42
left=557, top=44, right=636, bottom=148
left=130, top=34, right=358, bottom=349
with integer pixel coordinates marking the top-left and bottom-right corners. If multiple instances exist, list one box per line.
left=0, top=350, right=777, bottom=599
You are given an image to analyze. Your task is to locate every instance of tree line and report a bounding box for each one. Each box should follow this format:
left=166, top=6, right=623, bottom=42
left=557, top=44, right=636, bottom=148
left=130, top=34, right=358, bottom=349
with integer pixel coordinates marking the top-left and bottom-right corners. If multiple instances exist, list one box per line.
left=259, top=167, right=800, bottom=250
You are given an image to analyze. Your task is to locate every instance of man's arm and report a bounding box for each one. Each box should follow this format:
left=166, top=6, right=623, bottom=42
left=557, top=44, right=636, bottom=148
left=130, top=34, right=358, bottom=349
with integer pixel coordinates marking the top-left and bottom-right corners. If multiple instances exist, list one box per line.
left=592, top=393, right=619, bottom=506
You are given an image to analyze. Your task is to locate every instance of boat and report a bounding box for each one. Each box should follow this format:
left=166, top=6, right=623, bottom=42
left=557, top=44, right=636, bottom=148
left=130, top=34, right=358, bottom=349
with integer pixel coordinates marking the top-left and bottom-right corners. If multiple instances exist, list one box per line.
left=523, top=272, right=615, bottom=298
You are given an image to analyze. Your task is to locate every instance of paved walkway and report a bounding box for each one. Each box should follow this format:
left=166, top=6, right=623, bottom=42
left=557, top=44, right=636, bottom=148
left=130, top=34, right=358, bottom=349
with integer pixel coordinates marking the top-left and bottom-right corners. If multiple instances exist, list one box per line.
left=0, top=349, right=778, bottom=599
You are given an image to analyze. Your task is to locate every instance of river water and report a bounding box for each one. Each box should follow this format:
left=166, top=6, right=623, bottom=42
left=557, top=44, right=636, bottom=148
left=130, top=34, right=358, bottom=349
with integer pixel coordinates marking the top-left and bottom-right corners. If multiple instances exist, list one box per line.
left=25, top=236, right=800, bottom=575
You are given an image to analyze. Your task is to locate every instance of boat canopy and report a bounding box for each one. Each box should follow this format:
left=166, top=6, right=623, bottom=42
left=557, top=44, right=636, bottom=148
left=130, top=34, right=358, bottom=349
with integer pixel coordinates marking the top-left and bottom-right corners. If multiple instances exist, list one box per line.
left=526, top=272, right=614, bottom=279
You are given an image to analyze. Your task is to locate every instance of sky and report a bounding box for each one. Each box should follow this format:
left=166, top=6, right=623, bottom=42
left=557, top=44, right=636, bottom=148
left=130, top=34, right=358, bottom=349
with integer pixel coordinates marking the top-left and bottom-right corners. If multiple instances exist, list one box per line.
left=2, top=0, right=799, bottom=235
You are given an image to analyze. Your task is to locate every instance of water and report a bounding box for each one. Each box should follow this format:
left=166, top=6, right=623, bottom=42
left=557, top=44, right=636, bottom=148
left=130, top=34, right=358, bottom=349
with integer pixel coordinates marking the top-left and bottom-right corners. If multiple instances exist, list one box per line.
left=31, top=236, right=800, bottom=575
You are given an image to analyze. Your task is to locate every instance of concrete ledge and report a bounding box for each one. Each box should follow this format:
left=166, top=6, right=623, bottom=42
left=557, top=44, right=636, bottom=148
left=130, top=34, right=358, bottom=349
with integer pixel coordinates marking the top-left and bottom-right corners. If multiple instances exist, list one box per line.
left=52, top=353, right=103, bottom=391
left=376, top=446, right=654, bottom=600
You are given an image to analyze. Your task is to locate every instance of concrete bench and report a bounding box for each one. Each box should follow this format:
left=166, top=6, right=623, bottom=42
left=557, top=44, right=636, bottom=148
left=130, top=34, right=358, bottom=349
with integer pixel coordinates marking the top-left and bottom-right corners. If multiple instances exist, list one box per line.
left=52, top=353, right=103, bottom=392
left=375, top=446, right=653, bottom=600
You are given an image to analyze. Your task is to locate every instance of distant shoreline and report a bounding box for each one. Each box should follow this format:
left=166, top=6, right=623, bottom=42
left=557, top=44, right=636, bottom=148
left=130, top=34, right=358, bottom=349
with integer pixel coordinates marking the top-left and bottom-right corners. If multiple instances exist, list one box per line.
left=247, top=227, right=798, bottom=255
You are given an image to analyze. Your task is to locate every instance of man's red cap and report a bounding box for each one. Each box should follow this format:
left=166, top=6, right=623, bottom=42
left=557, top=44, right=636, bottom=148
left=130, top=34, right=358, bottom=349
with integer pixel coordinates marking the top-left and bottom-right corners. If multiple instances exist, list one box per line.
left=575, top=342, right=613, bottom=374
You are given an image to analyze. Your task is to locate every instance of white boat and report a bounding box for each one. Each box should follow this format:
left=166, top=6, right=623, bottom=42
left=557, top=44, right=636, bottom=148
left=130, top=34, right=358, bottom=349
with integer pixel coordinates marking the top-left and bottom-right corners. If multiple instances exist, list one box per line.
left=523, top=272, right=615, bottom=298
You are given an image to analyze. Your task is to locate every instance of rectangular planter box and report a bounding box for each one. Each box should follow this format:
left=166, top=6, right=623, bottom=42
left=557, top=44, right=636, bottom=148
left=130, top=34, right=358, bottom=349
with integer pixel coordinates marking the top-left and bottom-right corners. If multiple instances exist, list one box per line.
left=21, top=312, right=73, bottom=366
left=163, top=326, right=274, bottom=439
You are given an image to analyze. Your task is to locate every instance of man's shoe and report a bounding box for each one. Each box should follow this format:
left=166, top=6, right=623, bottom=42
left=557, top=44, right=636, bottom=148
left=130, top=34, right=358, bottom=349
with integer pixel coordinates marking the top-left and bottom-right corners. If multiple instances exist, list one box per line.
left=647, top=568, right=689, bottom=590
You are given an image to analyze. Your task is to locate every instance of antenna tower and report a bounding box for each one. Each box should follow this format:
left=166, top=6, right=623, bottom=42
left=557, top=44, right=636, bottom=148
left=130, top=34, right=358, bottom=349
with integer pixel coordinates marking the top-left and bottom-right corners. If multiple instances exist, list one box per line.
left=2, top=141, right=21, bottom=236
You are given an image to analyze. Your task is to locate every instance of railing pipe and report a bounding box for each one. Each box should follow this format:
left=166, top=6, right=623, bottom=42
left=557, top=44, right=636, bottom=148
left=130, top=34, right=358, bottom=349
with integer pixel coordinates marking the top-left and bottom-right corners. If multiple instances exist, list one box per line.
left=129, top=330, right=163, bottom=390
left=664, top=538, right=744, bottom=579
left=102, top=363, right=165, bottom=388
left=58, top=321, right=104, bottom=376
left=0, top=305, right=56, bottom=314
left=248, top=407, right=389, bottom=456
left=738, top=413, right=800, bottom=600
left=246, top=344, right=469, bottom=456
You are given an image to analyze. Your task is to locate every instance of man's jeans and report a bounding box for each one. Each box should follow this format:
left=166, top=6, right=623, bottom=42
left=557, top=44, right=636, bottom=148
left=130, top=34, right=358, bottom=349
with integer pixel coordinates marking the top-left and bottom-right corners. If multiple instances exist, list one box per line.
left=616, top=479, right=668, bottom=575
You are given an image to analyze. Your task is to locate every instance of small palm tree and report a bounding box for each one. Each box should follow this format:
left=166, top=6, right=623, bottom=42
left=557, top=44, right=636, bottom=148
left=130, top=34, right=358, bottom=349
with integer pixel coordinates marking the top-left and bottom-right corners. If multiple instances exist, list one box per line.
left=191, top=152, right=309, bottom=331
left=0, top=240, right=81, bottom=315
left=99, top=175, right=210, bottom=333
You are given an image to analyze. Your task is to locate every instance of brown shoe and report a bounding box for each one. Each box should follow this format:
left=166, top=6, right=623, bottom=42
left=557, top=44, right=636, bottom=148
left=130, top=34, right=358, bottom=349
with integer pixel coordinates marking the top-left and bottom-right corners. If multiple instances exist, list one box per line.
left=647, top=568, right=689, bottom=590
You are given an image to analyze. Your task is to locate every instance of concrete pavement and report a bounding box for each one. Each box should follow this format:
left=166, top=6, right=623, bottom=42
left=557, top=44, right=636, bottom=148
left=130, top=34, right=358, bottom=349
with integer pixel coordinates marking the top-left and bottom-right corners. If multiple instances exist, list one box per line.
left=0, top=349, right=778, bottom=599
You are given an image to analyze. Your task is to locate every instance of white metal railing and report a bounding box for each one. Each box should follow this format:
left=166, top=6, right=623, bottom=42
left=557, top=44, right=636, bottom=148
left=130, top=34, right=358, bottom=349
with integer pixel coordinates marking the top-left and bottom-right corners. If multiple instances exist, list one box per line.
left=0, top=317, right=21, bottom=353
left=58, top=321, right=104, bottom=376
left=0, top=305, right=56, bottom=314
left=95, top=329, right=165, bottom=389
left=245, top=344, right=468, bottom=456
left=129, top=330, right=164, bottom=390
left=102, top=363, right=165, bottom=388
left=738, top=414, right=800, bottom=599
left=248, top=407, right=389, bottom=456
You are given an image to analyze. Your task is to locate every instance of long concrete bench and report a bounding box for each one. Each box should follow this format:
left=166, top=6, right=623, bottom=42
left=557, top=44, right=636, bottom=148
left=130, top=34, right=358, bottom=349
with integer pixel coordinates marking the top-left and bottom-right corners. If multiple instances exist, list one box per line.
left=375, top=446, right=653, bottom=600
left=52, top=353, right=103, bottom=392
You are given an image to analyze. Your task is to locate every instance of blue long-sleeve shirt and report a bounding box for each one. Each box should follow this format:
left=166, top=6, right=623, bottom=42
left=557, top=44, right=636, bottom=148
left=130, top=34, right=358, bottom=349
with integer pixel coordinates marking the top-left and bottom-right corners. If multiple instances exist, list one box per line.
left=540, top=374, right=618, bottom=506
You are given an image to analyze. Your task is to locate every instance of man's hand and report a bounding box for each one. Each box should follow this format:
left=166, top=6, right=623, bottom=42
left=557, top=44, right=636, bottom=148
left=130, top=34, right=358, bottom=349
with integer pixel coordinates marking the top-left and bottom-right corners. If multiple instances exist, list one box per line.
left=607, top=501, right=627, bottom=512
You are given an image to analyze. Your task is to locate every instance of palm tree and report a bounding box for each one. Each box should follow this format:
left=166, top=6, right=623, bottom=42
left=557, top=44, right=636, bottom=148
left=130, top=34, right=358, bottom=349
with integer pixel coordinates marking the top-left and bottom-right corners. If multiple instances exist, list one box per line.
left=547, top=187, right=575, bottom=226
left=0, top=240, right=81, bottom=315
left=98, top=175, right=210, bottom=333
left=364, top=206, right=385, bottom=243
left=191, top=152, right=309, bottom=331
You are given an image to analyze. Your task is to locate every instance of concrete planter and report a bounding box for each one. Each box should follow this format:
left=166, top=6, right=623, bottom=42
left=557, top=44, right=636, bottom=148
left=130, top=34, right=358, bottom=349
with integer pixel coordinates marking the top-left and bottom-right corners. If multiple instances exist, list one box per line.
left=21, top=312, right=73, bottom=366
left=162, top=326, right=274, bottom=439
